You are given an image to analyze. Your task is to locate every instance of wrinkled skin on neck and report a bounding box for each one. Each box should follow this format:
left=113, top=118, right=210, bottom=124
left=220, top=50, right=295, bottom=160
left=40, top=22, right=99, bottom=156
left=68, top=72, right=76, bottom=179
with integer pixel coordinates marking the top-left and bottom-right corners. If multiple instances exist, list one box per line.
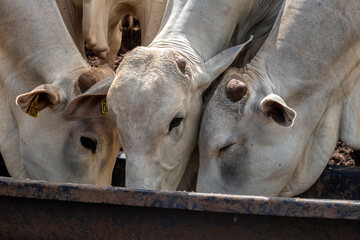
left=108, top=47, right=201, bottom=189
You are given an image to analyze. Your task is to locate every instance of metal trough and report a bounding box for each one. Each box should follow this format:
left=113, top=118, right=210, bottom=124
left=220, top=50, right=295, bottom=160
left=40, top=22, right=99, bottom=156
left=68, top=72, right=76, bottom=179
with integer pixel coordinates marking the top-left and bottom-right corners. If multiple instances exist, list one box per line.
left=299, top=165, right=360, bottom=200
left=0, top=177, right=359, bottom=240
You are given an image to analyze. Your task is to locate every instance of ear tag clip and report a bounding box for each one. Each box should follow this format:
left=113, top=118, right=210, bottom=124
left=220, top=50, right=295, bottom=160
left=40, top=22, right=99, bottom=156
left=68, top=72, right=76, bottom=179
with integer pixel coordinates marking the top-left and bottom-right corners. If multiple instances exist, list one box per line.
left=28, top=94, right=39, bottom=118
left=101, top=98, right=108, bottom=114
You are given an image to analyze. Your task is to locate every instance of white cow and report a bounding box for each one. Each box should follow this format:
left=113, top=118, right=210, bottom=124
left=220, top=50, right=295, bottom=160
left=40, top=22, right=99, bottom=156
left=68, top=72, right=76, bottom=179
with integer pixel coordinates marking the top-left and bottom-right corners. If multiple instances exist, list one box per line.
left=81, top=0, right=167, bottom=66
left=56, top=0, right=85, bottom=57
left=0, top=0, right=120, bottom=185
left=197, top=0, right=360, bottom=197
left=56, top=0, right=167, bottom=67
left=66, top=0, right=285, bottom=190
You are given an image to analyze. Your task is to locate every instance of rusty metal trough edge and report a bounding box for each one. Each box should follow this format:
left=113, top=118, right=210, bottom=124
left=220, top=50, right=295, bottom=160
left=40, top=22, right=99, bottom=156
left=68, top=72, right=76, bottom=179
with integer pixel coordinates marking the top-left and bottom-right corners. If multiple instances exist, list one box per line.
left=0, top=176, right=359, bottom=221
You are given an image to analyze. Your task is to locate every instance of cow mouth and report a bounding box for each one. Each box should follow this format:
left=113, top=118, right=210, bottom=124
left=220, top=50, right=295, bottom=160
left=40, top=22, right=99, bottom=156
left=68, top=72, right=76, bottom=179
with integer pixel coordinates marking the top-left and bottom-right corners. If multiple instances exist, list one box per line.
left=155, top=158, right=182, bottom=171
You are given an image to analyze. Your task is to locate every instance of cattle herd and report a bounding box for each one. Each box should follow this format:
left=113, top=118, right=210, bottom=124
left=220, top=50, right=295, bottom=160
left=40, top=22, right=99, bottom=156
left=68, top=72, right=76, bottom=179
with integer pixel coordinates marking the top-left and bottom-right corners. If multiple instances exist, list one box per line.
left=0, top=0, right=359, bottom=197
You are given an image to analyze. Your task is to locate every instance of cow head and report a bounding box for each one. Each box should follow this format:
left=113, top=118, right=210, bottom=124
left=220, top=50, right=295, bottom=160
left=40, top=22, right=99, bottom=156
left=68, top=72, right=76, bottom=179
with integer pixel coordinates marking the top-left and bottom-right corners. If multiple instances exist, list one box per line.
left=101, top=42, right=246, bottom=190
left=197, top=68, right=297, bottom=196
left=15, top=65, right=120, bottom=185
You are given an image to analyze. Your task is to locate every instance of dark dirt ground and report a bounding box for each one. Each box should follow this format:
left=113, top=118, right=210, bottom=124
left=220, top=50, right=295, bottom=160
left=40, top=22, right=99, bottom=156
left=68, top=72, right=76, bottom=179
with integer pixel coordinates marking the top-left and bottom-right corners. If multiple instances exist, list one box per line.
left=85, top=16, right=141, bottom=70
left=330, top=142, right=359, bottom=166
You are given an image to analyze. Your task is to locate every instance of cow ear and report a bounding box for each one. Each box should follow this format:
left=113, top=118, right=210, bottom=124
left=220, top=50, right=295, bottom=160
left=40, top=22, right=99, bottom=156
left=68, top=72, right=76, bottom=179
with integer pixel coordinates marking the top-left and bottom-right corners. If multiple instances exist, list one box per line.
left=16, top=84, right=64, bottom=115
left=196, top=36, right=253, bottom=91
left=260, top=94, right=297, bottom=127
left=63, top=76, right=114, bottom=120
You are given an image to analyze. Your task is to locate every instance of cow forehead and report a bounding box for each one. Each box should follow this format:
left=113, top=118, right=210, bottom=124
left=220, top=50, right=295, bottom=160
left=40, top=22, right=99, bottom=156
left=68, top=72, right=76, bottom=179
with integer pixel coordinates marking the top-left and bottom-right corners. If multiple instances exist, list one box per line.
left=116, top=47, right=191, bottom=85
left=110, top=48, right=191, bottom=112
left=108, top=48, right=191, bottom=140
left=114, top=79, right=185, bottom=118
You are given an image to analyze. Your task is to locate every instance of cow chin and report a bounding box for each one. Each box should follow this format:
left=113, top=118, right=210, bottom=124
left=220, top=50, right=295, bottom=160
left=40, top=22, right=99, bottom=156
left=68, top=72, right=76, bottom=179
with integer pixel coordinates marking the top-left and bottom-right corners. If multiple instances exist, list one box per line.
left=197, top=146, right=293, bottom=196
left=125, top=153, right=188, bottom=190
left=126, top=174, right=174, bottom=191
left=197, top=164, right=283, bottom=196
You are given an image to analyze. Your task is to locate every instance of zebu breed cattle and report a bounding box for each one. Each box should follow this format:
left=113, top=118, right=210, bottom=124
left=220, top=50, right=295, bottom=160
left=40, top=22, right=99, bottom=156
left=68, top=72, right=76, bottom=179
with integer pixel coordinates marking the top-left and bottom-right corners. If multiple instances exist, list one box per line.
left=56, top=0, right=167, bottom=67
left=0, top=0, right=120, bottom=184
left=81, top=0, right=168, bottom=66
left=197, top=0, right=360, bottom=197
left=56, top=0, right=85, bottom=57
left=67, top=0, right=285, bottom=190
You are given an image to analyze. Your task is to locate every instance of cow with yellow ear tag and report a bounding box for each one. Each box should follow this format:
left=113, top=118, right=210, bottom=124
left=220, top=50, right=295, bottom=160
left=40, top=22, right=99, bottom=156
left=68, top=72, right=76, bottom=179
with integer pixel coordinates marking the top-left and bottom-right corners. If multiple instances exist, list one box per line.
left=0, top=0, right=120, bottom=185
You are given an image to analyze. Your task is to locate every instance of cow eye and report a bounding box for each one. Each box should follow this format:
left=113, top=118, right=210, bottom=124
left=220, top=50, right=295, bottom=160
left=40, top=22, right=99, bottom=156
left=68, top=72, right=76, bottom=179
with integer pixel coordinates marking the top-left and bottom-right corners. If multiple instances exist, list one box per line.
left=80, top=136, right=97, bottom=153
left=218, top=143, right=234, bottom=156
left=169, top=117, right=183, bottom=132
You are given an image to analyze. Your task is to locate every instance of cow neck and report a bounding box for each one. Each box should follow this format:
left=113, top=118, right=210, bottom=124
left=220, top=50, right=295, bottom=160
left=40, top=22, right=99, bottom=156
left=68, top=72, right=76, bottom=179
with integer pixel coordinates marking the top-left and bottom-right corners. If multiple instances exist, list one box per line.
left=0, top=0, right=89, bottom=85
left=234, top=0, right=284, bottom=44
left=239, top=0, right=360, bottom=186
left=245, top=0, right=360, bottom=99
left=148, top=0, right=247, bottom=68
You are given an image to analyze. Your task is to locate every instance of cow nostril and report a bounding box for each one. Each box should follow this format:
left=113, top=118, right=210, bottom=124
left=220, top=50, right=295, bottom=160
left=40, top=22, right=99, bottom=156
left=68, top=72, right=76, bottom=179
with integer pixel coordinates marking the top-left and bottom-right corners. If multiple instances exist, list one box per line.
left=218, top=143, right=234, bottom=156
left=80, top=136, right=97, bottom=154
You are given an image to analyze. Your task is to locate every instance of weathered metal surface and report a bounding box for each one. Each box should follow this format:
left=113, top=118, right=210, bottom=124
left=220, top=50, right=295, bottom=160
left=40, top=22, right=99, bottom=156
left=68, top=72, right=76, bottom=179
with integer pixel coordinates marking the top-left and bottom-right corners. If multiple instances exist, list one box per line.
left=300, top=165, right=360, bottom=200
left=1, top=196, right=359, bottom=240
left=1, top=154, right=359, bottom=199
left=0, top=177, right=359, bottom=219
left=0, top=177, right=359, bottom=239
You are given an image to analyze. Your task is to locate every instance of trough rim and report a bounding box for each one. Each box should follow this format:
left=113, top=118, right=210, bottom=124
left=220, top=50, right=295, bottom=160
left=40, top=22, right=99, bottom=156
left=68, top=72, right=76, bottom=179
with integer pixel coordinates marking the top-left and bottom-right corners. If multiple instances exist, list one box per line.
left=0, top=177, right=359, bottom=221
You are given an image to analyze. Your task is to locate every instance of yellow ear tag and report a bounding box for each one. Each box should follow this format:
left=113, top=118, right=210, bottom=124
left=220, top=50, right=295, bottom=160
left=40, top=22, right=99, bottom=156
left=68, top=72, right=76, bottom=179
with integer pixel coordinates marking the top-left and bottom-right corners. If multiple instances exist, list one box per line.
left=28, top=94, right=39, bottom=118
left=101, top=98, right=108, bottom=114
